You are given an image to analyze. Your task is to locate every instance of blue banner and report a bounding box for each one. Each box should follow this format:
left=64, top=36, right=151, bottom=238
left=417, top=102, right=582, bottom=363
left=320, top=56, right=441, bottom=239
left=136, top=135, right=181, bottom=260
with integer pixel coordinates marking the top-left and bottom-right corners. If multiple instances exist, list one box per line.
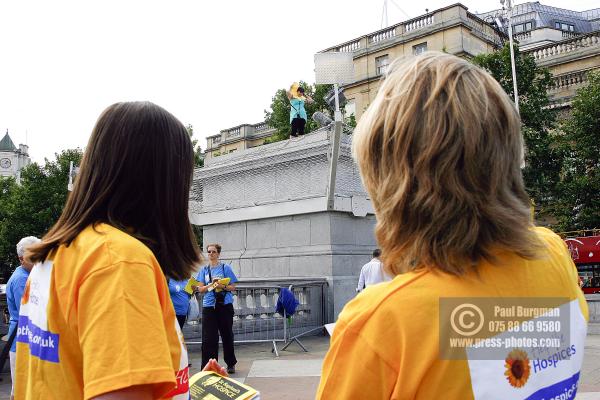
left=525, top=372, right=579, bottom=400
left=16, top=315, right=60, bottom=363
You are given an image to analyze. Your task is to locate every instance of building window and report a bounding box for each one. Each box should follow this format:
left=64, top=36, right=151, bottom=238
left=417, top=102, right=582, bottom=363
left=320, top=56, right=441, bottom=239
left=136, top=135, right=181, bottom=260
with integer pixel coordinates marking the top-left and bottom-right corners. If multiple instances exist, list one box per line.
left=413, top=42, right=427, bottom=55
left=229, top=149, right=237, bottom=153
left=555, top=21, right=575, bottom=32
left=375, top=55, right=389, bottom=75
left=514, top=21, right=533, bottom=33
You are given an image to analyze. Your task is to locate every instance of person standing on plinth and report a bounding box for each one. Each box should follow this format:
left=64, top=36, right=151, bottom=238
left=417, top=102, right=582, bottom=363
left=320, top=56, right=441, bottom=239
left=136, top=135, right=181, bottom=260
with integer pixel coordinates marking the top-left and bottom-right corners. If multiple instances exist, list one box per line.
left=286, top=83, right=313, bottom=137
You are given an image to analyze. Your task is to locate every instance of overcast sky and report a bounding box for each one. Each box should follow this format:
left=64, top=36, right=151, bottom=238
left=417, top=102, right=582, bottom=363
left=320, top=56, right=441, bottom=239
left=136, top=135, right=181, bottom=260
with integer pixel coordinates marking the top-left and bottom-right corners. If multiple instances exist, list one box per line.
left=1, top=0, right=597, bottom=163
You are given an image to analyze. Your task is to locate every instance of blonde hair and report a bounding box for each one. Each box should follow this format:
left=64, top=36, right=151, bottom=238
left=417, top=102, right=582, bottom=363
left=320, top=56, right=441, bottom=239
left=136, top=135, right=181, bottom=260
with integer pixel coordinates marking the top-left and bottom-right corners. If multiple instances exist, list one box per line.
left=353, top=52, right=540, bottom=276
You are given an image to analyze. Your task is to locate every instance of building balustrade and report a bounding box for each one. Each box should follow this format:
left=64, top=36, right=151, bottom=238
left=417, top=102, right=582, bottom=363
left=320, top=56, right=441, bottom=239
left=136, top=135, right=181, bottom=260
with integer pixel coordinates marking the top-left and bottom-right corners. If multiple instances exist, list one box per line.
left=465, top=12, right=504, bottom=47
left=528, top=31, right=600, bottom=61
left=369, top=27, right=396, bottom=44
left=550, top=70, right=594, bottom=93
left=515, top=31, right=532, bottom=41
left=324, top=6, right=502, bottom=54
left=405, top=14, right=435, bottom=32
left=336, top=40, right=361, bottom=53
left=466, top=12, right=484, bottom=31
left=562, top=31, right=579, bottom=39
left=253, top=122, right=269, bottom=132
left=226, top=127, right=241, bottom=138
left=182, top=280, right=328, bottom=342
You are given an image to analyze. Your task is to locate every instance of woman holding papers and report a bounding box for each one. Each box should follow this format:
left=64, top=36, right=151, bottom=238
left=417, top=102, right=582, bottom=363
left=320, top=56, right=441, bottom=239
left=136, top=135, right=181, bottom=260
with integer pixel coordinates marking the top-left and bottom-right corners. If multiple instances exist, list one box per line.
left=193, top=243, right=239, bottom=374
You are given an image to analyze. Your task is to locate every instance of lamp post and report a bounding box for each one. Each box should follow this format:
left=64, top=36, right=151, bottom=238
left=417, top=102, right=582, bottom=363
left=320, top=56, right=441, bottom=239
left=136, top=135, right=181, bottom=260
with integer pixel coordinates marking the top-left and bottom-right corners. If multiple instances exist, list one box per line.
left=501, top=0, right=520, bottom=114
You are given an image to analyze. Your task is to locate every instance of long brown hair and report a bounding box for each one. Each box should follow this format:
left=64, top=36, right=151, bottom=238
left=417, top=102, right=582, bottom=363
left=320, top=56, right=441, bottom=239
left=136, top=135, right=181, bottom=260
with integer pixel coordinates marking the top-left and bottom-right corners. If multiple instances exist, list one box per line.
left=353, top=52, right=541, bottom=275
left=26, top=101, right=201, bottom=279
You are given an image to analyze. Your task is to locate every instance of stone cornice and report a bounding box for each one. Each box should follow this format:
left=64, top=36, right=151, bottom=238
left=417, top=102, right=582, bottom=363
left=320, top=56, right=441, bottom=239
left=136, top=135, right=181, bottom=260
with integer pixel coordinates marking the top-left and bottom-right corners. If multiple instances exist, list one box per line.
left=198, top=128, right=336, bottom=176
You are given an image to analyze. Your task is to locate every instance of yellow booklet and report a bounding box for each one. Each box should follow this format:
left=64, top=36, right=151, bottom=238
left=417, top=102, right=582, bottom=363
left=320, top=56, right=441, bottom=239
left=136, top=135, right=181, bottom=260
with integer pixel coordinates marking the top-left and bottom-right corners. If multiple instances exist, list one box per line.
left=184, top=277, right=201, bottom=295
left=190, top=371, right=259, bottom=400
left=214, top=277, right=231, bottom=292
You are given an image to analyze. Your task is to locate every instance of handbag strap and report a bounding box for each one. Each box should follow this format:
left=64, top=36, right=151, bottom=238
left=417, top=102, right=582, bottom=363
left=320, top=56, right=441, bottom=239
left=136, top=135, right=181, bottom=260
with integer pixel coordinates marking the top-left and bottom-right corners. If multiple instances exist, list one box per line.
left=206, top=263, right=225, bottom=283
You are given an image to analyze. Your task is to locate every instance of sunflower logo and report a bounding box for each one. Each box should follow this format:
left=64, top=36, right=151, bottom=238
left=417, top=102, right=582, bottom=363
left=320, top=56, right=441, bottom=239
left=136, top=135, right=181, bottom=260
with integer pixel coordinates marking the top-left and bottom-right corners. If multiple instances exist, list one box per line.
left=504, top=349, right=531, bottom=388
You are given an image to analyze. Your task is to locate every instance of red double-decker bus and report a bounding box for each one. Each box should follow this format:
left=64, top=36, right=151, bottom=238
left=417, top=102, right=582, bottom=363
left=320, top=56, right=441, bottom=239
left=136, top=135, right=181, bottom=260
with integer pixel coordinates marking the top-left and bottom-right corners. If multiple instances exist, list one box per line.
left=563, top=232, right=600, bottom=294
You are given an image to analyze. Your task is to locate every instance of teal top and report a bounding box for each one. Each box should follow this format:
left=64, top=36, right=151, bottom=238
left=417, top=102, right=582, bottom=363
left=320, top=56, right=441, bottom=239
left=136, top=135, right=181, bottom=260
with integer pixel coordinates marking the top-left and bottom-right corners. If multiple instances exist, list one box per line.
left=289, top=98, right=307, bottom=122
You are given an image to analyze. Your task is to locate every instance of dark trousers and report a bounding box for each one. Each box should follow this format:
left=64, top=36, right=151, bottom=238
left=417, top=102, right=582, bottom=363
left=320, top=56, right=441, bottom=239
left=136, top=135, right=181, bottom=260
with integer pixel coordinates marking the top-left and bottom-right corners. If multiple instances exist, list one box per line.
left=202, top=304, right=237, bottom=368
left=291, top=117, right=306, bottom=136
left=176, top=315, right=186, bottom=330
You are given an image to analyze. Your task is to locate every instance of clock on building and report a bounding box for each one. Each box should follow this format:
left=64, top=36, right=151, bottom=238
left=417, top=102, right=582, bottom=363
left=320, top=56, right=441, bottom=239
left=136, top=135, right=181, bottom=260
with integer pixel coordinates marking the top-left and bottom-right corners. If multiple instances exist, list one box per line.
left=0, top=158, right=11, bottom=169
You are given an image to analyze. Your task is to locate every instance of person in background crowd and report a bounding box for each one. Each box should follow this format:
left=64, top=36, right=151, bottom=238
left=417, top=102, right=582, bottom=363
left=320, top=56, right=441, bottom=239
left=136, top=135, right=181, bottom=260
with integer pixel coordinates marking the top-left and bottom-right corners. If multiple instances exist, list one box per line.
left=286, top=83, right=313, bottom=137
left=356, top=248, right=391, bottom=292
left=193, top=244, right=238, bottom=374
left=317, top=52, right=588, bottom=399
left=6, top=236, right=41, bottom=400
left=18, top=101, right=202, bottom=400
left=168, top=278, right=192, bottom=330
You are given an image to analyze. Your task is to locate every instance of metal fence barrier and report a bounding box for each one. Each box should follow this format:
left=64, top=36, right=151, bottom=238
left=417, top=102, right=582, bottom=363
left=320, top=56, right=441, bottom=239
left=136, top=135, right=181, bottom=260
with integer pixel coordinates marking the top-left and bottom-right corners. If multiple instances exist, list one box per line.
left=0, top=279, right=328, bottom=357
left=184, top=279, right=328, bottom=355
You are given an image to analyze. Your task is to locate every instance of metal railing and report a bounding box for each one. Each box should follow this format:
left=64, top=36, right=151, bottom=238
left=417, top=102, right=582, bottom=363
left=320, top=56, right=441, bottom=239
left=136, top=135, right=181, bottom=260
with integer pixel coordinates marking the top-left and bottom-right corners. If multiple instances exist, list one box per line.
left=183, top=279, right=328, bottom=355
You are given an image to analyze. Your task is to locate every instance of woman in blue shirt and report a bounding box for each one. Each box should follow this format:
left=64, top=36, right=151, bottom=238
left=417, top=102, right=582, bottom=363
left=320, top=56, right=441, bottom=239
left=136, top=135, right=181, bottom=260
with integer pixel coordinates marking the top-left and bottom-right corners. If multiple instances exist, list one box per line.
left=193, top=243, right=238, bottom=374
left=286, top=84, right=314, bottom=137
left=168, top=278, right=192, bottom=329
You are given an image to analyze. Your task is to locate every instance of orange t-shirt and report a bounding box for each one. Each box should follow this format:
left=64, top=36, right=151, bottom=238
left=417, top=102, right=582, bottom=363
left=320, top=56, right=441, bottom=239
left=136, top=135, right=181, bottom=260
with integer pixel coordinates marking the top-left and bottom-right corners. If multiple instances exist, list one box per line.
left=317, top=228, right=588, bottom=399
left=15, top=223, right=189, bottom=400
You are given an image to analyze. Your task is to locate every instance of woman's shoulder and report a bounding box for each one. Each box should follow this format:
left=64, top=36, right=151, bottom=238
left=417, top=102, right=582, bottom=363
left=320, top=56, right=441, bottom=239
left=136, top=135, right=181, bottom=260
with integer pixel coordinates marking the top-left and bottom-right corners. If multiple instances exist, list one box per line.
left=338, top=271, right=431, bottom=329
left=77, top=223, right=157, bottom=267
left=532, top=226, right=565, bottom=249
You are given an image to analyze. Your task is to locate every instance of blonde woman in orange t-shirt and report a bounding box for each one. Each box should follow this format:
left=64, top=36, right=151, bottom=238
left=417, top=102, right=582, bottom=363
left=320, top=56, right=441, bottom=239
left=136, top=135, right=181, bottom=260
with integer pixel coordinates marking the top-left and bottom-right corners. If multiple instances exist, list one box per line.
left=317, top=53, right=588, bottom=399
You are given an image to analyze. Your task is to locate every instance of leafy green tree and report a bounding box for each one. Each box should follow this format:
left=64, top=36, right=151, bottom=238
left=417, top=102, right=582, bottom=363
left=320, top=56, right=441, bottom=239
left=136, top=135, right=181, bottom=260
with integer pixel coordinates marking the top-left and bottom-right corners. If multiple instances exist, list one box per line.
left=473, top=44, right=563, bottom=212
left=554, top=72, right=600, bottom=230
left=0, top=149, right=83, bottom=276
left=264, top=82, right=333, bottom=143
left=186, top=124, right=204, bottom=167
left=346, top=114, right=357, bottom=129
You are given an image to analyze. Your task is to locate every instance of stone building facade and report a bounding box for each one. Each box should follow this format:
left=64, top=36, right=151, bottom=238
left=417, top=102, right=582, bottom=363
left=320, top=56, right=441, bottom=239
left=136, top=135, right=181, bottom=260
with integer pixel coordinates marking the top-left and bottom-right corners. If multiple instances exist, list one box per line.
left=205, top=121, right=276, bottom=162
left=321, top=2, right=600, bottom=119
left=0, top=131, right=31, bottom=182
left=319, top=4, right=506, bottom=121
left=478, top=2, right=600, bottom=108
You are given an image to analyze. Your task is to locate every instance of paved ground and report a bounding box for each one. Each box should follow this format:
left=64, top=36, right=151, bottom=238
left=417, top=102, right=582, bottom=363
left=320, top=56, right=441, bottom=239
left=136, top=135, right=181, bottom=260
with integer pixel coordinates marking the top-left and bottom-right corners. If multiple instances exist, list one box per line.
left=0, top=334, right=598, bottom=399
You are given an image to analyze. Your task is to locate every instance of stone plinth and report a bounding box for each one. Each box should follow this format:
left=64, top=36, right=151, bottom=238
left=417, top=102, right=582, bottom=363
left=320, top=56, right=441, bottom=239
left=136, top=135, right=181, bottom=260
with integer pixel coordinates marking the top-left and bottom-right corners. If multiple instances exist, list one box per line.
left=190, top=127, right=376, bottom=319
